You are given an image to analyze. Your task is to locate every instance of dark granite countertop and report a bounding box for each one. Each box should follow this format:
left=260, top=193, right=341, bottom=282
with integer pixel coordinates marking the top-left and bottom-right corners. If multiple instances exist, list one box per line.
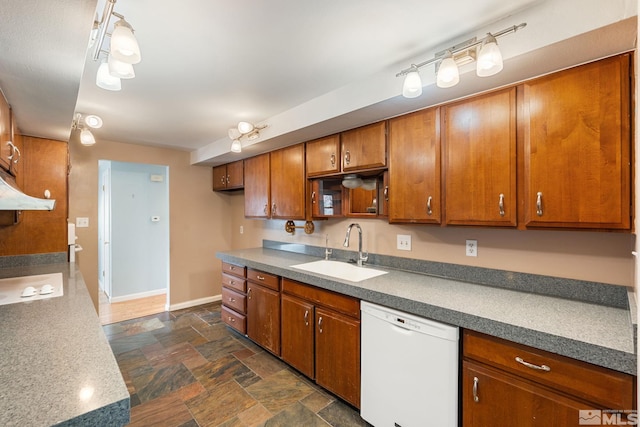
left=217, top=244, right=636, bottom=376
left=0, top=262, right=129, bottom=427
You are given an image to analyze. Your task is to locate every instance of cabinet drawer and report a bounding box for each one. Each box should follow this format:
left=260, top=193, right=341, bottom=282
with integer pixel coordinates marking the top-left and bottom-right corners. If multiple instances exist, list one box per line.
left=222, top=262, right=246, bottom=278
left=222, top=305, right=246, bottom=334
left=247, top=269, right=280, bottom=291
left=463, top=330, right=634, bottom=409
left=282, top=278, right=359, bottom=318
left=222, top=287, right=246, bottom=314
left=222, top=273, right=246, bottom=292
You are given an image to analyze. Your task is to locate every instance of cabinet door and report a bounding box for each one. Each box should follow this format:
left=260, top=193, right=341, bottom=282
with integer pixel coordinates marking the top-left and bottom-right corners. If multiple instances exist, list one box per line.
left=0, top=94, right=11, bottom=173
left=341, top=121, right=386, bottom=172
left=463, top=361, right=598, bottom=427
left=270, top=144, right=305, bottom=219
left=306, top=135, right=340, bottom=177
left=444, top=88, right=517, bottom=226
left=315, top=307, right=360, bottom=408
left=281, top=294, right=315, bottom=378
left=226, top=160, right=244, bottom=189
left=388, top=107, right=441, bottom=224
left=521, top=54, right=631, bottom=230
left=244, top=153, right=270, bottom=218
left=247, top=282, right=280, bottom=355
left=212, top=165, right=227, bottom=191
left=310, top=178, right=344, bottom=218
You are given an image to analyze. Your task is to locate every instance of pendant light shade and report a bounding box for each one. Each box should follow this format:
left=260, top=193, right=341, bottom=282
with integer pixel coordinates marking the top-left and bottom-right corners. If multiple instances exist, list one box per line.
left=108, top=54, right=135, bottom=79
left=230, top=139, right=242, bottom=153
left=476, top=34, right=503, bottom=77
left=80, top=129, right=96, bottom=146
left=436, top=51, right=459, bottom=88
left=110, top=19, right=141, bottom=64
left=402, top=68, right=422, bottom=98
left=96, top=60, right=122, bottom=91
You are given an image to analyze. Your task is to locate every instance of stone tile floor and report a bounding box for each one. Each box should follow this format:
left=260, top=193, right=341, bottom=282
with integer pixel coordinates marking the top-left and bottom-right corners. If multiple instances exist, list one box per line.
left=104, top=301, right=371, bottom=427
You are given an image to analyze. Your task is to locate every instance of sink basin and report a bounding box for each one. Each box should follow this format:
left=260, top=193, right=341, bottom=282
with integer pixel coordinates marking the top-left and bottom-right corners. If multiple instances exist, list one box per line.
left=290, top=260, right=388, bottom=282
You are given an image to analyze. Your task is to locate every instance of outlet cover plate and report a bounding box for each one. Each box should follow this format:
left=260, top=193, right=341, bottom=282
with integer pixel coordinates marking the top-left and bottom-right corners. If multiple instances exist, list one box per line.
left=466, top=239, right=478, bottom=257
left=397, top=234, right=411, bottom=251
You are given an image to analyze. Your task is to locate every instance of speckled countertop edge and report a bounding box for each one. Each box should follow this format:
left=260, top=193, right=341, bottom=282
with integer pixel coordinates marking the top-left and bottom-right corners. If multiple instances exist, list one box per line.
left=0, top=263, right=130, bottom=427
left=217, top=247, right=636, bottom=376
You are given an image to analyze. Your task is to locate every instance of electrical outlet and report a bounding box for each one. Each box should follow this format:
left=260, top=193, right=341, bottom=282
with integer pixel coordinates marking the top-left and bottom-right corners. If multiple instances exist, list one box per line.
left=466, top=240, right=478, bottom=257
left=76, top=217, right=89, bottom=228
left=397, top=234, right=411, bottom=251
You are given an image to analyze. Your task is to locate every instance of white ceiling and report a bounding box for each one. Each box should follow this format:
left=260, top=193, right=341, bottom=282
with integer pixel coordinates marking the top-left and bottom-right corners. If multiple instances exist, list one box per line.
left=0, top=0, right=637, bottom=167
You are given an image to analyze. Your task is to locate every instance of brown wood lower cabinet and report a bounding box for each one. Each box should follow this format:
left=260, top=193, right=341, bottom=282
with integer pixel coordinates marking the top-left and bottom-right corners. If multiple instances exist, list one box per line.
left=462, top=330, right=635, bottom=426
left=280, top=278, right=361, bottom=408
left=246, top=269, right=281, bottom=356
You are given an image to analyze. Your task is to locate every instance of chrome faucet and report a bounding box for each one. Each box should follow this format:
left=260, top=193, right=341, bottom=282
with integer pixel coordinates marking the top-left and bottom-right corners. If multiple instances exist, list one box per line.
left=343, top=223, right=368, bottom=266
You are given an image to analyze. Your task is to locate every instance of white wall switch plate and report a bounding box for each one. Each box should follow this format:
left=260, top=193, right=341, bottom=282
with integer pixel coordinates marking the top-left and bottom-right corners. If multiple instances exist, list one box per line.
left=466, top=239, right=478, bottom=257
left=397, top=234, right=411, bottom=251
left=76, top=217, right=89, bottom=228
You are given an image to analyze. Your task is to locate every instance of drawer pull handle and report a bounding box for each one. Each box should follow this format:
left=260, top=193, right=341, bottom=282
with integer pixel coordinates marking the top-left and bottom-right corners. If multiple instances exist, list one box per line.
left=344, top=150, right=351, bottom=165
left=247, top=288, right=252, bottom=299
left=230, top=280, right=235, bottom=285
left=515, top=356, right=551, bottom=372
left=318, top=316, right=323, bottom=333
left=256, top=275, right=265, bottom=281
left=304, top=309, right=309, bottom=326
left=499, top=193, right=505, bottom=217
left=473, top=376, right=479, bottom=403
left=228, top=297, right=235, bottom=302
left=230, top=266, right=236, bottom=270
left=426, top=195, right=432, bottom=216
left=228, top=316, right=235, bottom=323
left=330, top=153, right=336, bottom=167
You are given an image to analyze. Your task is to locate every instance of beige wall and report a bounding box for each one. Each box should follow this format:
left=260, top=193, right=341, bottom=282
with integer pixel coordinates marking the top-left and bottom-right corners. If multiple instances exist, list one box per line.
left=69, top=138, right=233, bottom=311
left=227, top=192, right=636, bottom=288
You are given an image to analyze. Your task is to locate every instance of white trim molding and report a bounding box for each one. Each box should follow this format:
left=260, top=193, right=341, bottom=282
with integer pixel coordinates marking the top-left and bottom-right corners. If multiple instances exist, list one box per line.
left=168, top=294, right=221, bottom=312
left=109, top=288, right=167, bottom=303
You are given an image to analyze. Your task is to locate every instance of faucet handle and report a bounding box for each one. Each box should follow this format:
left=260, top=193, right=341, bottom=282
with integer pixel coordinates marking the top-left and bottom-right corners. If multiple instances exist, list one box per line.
left=325, top=248, right=333, bottom=260
left=360, top=251, right=369, bottom=263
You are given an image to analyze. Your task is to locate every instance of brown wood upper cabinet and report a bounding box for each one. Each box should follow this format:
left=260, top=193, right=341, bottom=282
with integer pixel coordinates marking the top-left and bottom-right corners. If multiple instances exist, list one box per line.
left=244, top=144, right=306, bottom=219
left=519, top=54, right=631, bottom=230
left=341, top=121, right=387, bottom=172
left=306, top=135, right=340, bottom=177
left=212, top=160, right=243, bottom=191
left=443, top=87, right=517, bottom=227
left=0, top=94, right=18, bottom=176
left=388, top=107, right=441, bottom=224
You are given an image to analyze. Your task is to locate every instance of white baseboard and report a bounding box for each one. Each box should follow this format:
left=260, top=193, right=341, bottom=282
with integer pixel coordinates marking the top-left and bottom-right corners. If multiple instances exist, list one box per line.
left=168, top=294, right=221, bottom=311
left=110, top=288, right=167, bottom=303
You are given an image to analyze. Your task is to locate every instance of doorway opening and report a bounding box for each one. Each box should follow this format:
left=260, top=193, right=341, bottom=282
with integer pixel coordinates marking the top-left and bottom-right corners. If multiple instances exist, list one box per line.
left=98, top=160, right=170, bottom=324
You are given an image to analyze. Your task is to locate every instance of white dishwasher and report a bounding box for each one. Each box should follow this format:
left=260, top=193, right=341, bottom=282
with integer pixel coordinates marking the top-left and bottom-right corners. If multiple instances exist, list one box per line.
left=360, top=301, right=459, bottom=427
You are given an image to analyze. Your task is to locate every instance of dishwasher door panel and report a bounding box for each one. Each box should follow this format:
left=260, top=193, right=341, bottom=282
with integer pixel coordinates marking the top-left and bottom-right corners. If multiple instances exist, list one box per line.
left=361, top=301, right=459, bottom=427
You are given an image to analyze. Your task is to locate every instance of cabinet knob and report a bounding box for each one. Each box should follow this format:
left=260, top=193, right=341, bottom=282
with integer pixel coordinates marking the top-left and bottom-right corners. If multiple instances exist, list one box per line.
left=536, top=192, right=543, bottom=217
left=499, top=193, right=505, bottom=217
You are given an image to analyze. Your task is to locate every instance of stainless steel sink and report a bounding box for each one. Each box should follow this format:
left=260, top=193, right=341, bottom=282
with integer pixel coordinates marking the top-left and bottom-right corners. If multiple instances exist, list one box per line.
left=290, top=260, right=388, bottom=282
left=0, top=273, right=63, bottom=306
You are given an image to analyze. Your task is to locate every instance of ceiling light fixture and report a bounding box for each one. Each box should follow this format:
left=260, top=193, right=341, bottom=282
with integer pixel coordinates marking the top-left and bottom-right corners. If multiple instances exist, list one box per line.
left=396, top=23, right=526, bottom=97
left=91, top=0, right=141, bottom=90
left=227, top=122, right=268, bottom=153
left=71, top=113, right=103, bottom=146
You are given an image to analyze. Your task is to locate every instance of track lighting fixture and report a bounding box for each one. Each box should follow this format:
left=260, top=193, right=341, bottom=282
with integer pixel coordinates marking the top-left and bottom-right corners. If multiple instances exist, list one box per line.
left=396, top=23, right=526, bottom=97
left=91, top=0, right=142, bottom=90
left=71, top=113, right=103, bottom=146
left=228, top=122, right=268, bottom=153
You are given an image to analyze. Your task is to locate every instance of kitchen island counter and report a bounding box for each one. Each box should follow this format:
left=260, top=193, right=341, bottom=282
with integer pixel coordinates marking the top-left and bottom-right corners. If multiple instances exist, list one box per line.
left=0, top=262, right=129, bottom=427
left=217, top=245, right=636, bottom=376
